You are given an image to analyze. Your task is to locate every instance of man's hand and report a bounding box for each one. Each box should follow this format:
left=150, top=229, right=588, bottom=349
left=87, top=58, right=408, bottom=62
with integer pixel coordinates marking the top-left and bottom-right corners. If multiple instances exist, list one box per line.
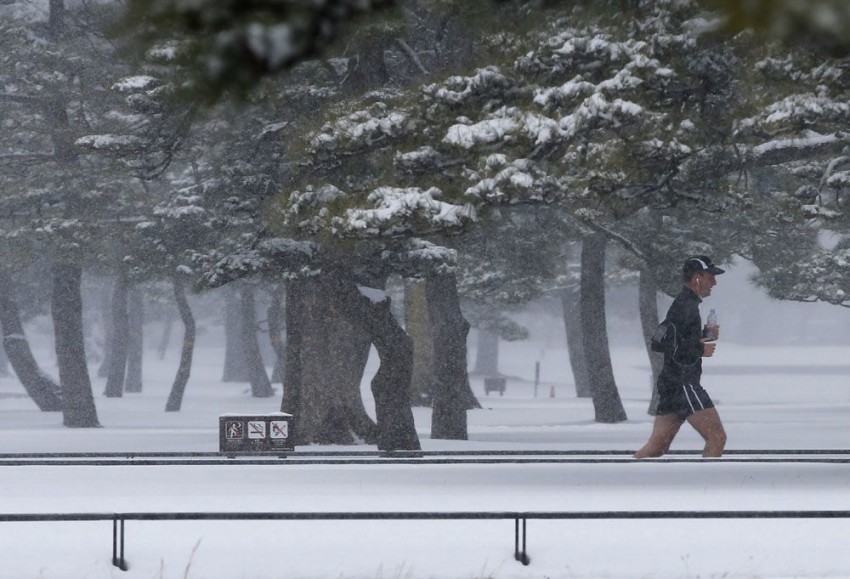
left=701, top=338, right=716, bottom=357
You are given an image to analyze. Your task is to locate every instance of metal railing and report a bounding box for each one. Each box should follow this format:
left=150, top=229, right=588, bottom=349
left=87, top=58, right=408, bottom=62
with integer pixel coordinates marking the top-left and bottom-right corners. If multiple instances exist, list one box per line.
left=4, top=509, right=850, bottom=571
left=4, top=449, right=850, bottom=466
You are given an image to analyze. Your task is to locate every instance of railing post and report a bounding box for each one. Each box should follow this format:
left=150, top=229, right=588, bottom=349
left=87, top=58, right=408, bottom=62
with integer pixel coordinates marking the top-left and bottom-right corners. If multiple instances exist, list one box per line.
left=514, top=518, right=519, bottom=560
left=513, top=517, right=530, bottom=565
left=520, top=518, right=529, bottom=565
left=112, top=517, right=117, bottom=567
left=112, top=516, right=127, bottom=571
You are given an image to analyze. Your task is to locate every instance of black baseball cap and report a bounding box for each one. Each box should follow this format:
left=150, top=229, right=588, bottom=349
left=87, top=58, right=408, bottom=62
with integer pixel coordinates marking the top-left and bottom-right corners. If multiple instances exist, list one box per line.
left=683, top=255, right=725, bottom=276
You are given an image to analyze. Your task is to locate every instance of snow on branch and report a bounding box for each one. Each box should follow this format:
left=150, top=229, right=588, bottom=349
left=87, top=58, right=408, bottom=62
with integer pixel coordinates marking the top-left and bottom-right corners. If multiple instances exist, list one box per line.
left=357, top=286, right=388, bottom=303
left=112, top=76, right=161, bottom=93
left=202, top=238, right=317, bottom=287
left=310, top=102, right=412, bottom=154
left=758, top=246, right=850, bottom=308
left=750, top=131, right=847, bottom=166
left=338, top=187, right=476, bottom=237
left=422, top=66, right=513, bottom=106
left=558, top=93, right=645, bottom=140
left=746, top=93, right=850, bottom=128
left=463, top=157, right=555, bottom=204
left=391, top=238, right=457, bottom=275
left=444, top=112, right=520, bottom=149
left=75, top=134, right=146, bottom=151
left=679, top=133, right=849, bottom=188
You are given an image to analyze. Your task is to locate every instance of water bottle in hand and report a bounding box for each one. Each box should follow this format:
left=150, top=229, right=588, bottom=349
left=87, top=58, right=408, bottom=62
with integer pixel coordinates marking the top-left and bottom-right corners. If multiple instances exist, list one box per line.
left=703, top=309, right=719, bottom=341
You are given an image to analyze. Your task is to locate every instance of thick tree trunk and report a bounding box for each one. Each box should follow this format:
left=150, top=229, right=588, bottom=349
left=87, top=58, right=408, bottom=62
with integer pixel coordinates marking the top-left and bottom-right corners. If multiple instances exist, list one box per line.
left=52, top=261, right=99, bottom=427
left=165, top=279, right=195, bottom=412
left=329, top=293, right=376, bottom=444
left=125, top=288, right=143, bottom=393
left=282, top=275, right=380, bottom=446
left=104, top=276, right=129, bottom=398
left=426, top=272, right=477, bottom=441
left=222, top=284, right=249, bottom=382
left=328, top=269, right=418, bottom=451
left=42, top=1, right=97, bottom=426
left=240, top=284, right=274, bottom=398
left=472, top=329, right=500, bottom=376
left=639, top=268, right=664, bottom=415
left=560, top=282, right=591, bottom=397
left=579, top=233, right=627, bottom=423
left=268, top=284, right=286, bottom=385
left=0, top=270, right=62, bottom=411
left=404, top=279, right=435, bottom=406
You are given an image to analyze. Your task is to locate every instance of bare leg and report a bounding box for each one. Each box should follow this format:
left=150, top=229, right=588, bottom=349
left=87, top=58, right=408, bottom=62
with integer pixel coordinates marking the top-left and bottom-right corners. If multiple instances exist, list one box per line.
left=634, top=413, right=684, bottom=458
left=687, top=407, right=727, bottom=457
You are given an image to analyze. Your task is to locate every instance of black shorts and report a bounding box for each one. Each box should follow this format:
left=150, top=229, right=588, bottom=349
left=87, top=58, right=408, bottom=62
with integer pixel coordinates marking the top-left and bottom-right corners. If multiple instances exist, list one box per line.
left=656, top=382, right=715, bottom=420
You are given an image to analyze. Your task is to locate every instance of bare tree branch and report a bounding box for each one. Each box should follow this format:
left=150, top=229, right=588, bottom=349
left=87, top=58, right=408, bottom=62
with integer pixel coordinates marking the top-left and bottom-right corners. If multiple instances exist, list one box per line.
left=395, top=38, right=430, bottom=75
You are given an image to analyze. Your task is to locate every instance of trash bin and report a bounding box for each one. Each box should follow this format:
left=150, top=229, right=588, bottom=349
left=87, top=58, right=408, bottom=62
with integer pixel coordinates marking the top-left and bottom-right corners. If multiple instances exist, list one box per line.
left=219, top=412, right=294, bottom=455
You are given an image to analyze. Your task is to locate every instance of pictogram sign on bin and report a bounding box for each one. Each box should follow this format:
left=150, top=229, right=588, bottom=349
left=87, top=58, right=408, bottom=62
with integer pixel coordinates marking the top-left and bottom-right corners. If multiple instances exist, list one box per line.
left=219, top=412, right=294, bottom=454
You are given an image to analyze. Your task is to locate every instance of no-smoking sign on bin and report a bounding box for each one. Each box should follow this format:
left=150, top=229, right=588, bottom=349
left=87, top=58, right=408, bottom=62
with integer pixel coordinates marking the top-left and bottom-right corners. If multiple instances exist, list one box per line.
left=219, top=412, right=294, bottom=455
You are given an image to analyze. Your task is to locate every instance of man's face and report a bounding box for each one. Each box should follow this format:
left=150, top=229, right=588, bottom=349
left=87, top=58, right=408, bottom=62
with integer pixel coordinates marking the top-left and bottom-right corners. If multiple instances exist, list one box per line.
left=696, top=272, right=717, bottom=297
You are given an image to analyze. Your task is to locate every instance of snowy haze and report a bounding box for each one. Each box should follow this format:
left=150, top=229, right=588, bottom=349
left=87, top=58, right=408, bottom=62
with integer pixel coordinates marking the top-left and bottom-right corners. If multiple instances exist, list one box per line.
left=611, top=257, right=850, bottom=347
left=1, top=259, right=850, bottom=578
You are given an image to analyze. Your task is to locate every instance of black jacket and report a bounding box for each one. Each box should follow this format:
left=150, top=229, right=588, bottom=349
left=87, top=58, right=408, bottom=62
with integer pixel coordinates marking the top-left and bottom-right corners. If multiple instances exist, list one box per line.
left=657, top=287, right=704, bottom=393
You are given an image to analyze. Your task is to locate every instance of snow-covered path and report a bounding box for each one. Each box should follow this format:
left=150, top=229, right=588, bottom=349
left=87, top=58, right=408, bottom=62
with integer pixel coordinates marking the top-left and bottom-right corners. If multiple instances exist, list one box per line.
left=2, top=458, right=850, bottom=578
left=1, top=337, right=850, bottom=577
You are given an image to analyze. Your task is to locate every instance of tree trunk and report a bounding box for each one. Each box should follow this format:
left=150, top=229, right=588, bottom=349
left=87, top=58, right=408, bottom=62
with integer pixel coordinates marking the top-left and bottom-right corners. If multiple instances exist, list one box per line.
left=125, top=288, right=143, bottom=393
left=0, top=337, right=9, bottom=376
left=165, top=279, right=195, bottom=412
left=268, top=284, right=286, bottom=385
left=0, top=270, right=62, bottom=411
left=327, top=269, right=419, bottom=451
left=282, top=275, right=380, bottom=446
left=329, top=290, right=376, bottom=444
left=343, top=33, right=392, bottom=96
left=240, top=284, right=274, bottom=397
left=52, top=260, right=99, bottom=427
left=48, top=0, right=65, bottom=40
left=42, top=1, right=96, bottom=426
left=286, top=276, right=344, bottom=444
left=404, top=279, right=435, bottom=406
left=281, top=278, right=304, bottom=423
left=472, top=329, right=500, bottom=376
left=426, top=272, right=477, bottom=441
left=579, top=233, right=627, bottom=423
left=639, top=267, right=664, bottom=415
left=97, top=287, right=112, bottom=378
left=156, top=313, right=173, bottom=360
left=222, top=284, right=249, bottom=382
left=104, top=276, right=129, bottom=398
left=560, top=282, right=591, bottom=397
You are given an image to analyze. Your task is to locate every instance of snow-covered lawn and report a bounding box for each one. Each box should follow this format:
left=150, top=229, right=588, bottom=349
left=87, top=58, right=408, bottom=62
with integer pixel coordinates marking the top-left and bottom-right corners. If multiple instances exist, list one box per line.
left=1, top=337, right=849, bottom=578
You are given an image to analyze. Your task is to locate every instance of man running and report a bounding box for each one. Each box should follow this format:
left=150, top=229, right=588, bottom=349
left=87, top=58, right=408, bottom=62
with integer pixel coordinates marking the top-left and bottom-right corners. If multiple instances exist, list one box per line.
left=635, top=256, right=727, bottom=458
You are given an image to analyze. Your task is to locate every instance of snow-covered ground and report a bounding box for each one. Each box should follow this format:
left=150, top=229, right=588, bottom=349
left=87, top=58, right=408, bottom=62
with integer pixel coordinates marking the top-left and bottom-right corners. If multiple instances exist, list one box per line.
left=1, top=325, right=850, bottom=578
